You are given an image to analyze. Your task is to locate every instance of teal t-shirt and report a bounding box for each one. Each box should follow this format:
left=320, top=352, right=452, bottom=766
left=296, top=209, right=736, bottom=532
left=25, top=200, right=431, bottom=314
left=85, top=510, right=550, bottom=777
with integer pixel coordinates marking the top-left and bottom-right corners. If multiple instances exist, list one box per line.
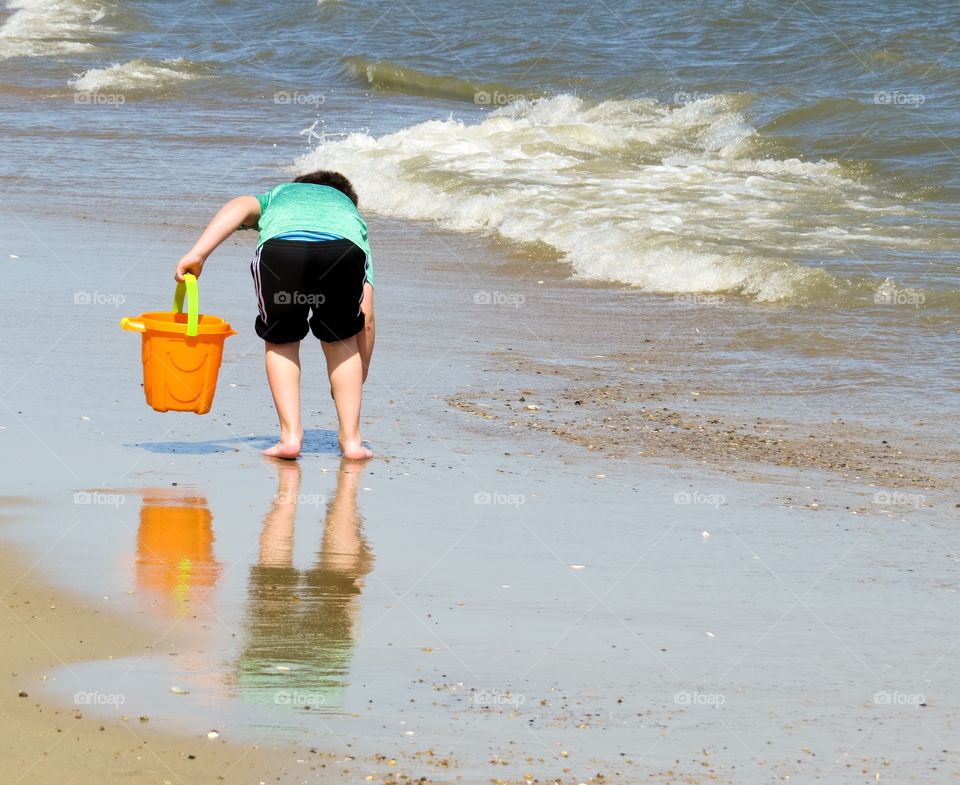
left=248, top=183, right=374, bottom=286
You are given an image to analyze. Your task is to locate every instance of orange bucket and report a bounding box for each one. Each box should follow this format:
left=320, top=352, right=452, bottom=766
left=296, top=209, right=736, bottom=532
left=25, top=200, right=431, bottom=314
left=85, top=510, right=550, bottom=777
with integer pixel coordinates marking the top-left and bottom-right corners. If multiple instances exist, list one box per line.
left=120, top=274, right=236, bottom=414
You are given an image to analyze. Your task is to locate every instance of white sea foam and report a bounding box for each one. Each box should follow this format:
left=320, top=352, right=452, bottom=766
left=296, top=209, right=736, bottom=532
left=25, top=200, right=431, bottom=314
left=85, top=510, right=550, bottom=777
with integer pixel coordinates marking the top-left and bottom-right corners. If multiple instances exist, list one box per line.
left=296, top=94, right=922, bottom=300
left=70, top=58, right=197, bottom=94
left=0, top=0, right=109, bottom=59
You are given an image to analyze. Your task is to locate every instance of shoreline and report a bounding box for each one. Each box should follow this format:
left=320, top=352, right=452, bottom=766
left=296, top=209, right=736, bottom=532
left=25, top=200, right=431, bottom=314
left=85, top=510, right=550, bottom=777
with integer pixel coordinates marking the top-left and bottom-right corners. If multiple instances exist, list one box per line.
left=0, top=535, right=334, bottom=785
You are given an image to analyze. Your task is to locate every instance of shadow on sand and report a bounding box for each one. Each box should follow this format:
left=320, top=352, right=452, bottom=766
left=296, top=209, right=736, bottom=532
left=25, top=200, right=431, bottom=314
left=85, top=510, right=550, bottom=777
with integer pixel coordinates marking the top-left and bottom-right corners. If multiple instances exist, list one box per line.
left=132, top=428, right=341, bottom=455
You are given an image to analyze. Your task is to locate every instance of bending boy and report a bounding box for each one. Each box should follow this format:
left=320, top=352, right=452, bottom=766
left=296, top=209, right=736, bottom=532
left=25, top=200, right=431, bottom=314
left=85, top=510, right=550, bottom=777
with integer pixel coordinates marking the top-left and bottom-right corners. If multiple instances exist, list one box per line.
left=175, top=170, right=375, bottom=460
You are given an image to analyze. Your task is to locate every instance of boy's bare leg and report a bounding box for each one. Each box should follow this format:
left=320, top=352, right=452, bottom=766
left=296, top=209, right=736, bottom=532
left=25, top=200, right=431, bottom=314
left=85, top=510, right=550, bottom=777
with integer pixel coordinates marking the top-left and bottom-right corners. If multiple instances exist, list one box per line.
left=331, top=285, right=375, bottom=399
left=322, top=334, right=373, bottom=461
left=263, top=341, right=304, bottom=459
left=357, top=283, right=375, bottom=384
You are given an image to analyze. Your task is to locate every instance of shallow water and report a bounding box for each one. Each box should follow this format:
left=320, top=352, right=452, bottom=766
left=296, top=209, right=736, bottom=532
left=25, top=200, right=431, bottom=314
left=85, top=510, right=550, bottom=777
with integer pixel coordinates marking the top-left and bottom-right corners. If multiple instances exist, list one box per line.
left=3, top=0, right=959, bottom=299
left=2, top=0, right=957, bottom=435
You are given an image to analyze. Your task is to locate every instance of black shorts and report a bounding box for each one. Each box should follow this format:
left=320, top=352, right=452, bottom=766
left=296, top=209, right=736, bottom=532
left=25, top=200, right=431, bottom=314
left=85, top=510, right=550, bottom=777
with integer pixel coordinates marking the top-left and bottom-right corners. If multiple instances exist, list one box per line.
left=251, top=238, right=366, bottom=344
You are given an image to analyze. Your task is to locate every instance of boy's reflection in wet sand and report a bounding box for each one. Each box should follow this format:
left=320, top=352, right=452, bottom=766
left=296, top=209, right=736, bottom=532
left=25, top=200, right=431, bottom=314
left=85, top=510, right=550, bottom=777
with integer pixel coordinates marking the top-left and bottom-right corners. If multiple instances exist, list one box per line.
left=236, top=459, right=373, bottom=709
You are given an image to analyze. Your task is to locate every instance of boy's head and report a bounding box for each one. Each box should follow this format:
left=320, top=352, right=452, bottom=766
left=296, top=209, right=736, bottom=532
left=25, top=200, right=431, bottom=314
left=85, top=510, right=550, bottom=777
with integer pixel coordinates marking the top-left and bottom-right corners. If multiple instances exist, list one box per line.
left=292, top=170, right=359, bottom=206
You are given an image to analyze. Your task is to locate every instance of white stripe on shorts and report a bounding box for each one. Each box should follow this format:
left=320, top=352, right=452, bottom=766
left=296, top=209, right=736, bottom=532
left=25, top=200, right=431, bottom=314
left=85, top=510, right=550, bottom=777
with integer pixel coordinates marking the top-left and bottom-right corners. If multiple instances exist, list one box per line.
left=251, top=245, right=267, bottom=322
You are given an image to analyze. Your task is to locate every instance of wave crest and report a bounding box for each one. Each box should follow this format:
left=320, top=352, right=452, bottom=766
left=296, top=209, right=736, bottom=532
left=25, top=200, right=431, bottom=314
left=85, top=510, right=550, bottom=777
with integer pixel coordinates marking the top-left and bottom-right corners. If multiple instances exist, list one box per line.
left=0, top=0, right=110, bottom=59
left=296, top=93, right=927, bottom=302
left=70, top=57, right=200, bottom=94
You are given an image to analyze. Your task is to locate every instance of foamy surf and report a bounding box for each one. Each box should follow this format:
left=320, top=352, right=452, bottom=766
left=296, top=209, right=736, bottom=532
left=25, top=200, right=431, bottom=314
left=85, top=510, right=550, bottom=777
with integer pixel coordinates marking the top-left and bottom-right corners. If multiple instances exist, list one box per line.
left=0, top=0, right=109, bottom=59
left=296, top=94, right=929, bottom=303
left=70, top=57, right=200, bottom=94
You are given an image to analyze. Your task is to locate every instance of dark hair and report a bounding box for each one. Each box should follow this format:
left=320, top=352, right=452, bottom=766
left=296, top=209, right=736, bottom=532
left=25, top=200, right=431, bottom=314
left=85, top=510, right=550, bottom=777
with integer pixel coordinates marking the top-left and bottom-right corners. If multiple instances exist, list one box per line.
left=292, top=170, right=358, bottom=206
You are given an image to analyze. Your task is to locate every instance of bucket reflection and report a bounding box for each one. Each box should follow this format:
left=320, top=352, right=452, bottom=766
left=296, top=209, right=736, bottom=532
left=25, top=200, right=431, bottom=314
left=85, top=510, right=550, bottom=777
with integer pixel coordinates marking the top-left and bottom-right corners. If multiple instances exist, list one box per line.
left=135, top=489, right=221, bottom=617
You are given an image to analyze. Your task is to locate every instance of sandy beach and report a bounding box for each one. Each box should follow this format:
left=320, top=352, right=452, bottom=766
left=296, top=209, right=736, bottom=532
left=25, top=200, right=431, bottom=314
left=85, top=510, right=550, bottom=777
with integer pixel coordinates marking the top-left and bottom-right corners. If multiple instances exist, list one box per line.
left=2, top=210, right=958, bottom=784
left=0, top=535, right=336, bottom=784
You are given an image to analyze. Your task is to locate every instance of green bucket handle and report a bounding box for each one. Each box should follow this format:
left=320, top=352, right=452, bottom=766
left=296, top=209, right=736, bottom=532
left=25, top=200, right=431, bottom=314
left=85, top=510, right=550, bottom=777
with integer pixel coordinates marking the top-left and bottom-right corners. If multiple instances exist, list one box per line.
left=173, top=273, right=199, bottom=337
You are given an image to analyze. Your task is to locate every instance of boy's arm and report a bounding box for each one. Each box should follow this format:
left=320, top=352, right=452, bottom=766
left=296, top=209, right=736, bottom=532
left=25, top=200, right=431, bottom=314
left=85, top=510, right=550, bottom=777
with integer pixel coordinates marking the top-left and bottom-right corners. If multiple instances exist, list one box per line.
left=174, top=195, right=261, bottom=281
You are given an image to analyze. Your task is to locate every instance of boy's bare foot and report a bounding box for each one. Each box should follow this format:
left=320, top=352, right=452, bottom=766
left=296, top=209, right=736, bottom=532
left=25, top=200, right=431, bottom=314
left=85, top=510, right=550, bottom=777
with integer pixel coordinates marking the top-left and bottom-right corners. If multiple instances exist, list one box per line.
left=339, top=438, right=373, bottom=461
left=263, top=437, right=302, bottom=460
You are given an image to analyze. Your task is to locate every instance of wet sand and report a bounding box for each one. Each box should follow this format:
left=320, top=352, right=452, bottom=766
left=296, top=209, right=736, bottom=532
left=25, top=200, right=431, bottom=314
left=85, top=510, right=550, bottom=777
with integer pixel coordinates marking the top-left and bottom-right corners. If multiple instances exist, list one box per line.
left=0, top=537, right=331, bottom=785
left=2, top=213, right=959, bottom=784
left=449, top=351, right=960, bottom=493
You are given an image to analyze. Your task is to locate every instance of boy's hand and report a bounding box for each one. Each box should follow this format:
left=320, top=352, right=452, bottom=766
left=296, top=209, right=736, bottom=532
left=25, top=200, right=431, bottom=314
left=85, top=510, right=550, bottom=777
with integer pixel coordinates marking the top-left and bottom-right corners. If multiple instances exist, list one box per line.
left=174, top=252, right=205, bottom=282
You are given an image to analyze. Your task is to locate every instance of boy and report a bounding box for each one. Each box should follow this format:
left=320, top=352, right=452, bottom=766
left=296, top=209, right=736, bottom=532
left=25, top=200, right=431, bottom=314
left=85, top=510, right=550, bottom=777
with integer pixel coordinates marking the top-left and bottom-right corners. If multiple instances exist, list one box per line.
left=174, top=170, right=375, bottom=461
